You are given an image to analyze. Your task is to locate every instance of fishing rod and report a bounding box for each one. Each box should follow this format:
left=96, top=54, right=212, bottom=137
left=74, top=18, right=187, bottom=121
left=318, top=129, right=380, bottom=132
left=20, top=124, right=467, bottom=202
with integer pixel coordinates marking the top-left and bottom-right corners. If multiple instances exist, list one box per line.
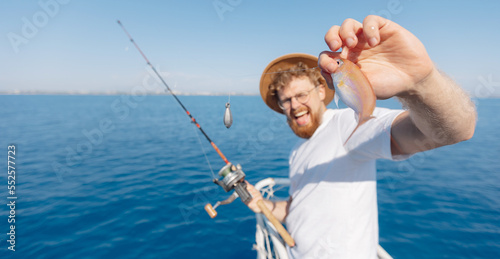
left=117, top=20, right=229, bottom=165
left=117, top=20, right=295, bottom=247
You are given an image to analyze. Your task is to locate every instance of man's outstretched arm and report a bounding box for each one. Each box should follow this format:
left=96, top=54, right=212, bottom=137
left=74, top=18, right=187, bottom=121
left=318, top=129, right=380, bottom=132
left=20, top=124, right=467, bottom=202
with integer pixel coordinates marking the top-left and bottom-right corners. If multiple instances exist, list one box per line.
left=390, top=69, right=476, bottom=155
left=318, top=15, right=476, bottom=155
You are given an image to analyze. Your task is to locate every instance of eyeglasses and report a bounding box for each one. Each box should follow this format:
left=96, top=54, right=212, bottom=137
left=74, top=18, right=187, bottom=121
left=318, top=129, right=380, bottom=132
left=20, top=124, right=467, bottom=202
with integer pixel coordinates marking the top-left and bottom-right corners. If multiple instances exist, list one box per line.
left=278, top=86, right=318, bottom=110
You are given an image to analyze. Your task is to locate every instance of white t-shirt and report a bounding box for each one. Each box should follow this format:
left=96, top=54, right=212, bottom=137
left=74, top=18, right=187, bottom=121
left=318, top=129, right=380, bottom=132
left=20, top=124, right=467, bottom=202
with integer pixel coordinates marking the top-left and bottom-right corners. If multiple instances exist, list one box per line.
left=286, top=108, right=405, bottom=259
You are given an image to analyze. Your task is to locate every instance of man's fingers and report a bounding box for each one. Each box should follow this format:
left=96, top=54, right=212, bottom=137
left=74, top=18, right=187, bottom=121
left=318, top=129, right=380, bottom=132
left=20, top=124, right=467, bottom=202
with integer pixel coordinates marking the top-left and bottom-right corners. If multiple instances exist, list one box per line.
left=339, top=18, right=363, bottom=48
left=245, top=181, right=262, bottom=213
left=318, top=51, right=341, bottom=75
left=324, top=25, right=341, bottom=51
left=362, top=15, right=388, bottom=47
left=325, top=16, right=389, bottom=50
left=245, top=181, right=261, bottom=198
left=321, top=70, right=334, bottom=90
left=318, top=51, right=340, bottom=90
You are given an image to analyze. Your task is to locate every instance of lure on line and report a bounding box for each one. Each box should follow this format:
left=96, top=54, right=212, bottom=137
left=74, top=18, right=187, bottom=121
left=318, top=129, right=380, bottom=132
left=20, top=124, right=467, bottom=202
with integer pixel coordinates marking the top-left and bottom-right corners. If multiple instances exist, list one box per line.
left=223, top=102, right=232, bottom=128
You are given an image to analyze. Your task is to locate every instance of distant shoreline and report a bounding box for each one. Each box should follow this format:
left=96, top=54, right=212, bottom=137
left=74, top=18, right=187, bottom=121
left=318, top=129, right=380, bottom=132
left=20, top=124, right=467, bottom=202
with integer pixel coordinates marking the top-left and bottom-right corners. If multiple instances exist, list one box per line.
left=0, top=91, right=259, bottom=96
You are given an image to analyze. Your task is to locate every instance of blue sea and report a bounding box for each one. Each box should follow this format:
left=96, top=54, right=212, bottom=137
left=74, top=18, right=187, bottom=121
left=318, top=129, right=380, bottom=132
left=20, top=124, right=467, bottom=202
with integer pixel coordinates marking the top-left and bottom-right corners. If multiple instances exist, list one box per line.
left=0, top=95, right=499, bottom=258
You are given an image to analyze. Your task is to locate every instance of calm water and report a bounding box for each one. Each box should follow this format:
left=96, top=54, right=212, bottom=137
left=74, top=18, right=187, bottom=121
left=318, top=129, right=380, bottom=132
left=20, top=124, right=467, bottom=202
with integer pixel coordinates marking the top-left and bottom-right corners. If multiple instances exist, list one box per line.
left=0, top=95, right=498, bottom=258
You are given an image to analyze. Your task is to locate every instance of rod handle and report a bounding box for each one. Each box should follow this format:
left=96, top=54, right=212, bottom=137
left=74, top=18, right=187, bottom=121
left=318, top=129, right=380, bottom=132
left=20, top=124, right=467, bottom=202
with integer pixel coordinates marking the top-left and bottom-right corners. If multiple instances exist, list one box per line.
left=257, top=200, right=295, bottom=247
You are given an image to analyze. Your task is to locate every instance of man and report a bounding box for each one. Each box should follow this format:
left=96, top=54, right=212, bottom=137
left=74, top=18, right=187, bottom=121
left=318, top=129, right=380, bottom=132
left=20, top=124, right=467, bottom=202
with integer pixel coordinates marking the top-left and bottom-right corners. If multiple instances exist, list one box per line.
left=246, top=15, right=476, bottom=258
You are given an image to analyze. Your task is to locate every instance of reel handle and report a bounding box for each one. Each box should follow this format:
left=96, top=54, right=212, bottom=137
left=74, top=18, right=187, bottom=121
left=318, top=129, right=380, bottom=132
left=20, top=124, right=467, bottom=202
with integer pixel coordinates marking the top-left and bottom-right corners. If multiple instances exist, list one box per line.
left=204, top=203, right=217, bottom=218
left=257, top=200, right=295, bottom=247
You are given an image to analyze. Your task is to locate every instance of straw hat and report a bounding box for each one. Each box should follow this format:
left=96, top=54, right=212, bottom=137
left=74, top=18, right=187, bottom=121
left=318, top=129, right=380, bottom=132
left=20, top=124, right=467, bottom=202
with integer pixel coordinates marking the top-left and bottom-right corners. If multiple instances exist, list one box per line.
left=259, top=53, right=335, bottom=114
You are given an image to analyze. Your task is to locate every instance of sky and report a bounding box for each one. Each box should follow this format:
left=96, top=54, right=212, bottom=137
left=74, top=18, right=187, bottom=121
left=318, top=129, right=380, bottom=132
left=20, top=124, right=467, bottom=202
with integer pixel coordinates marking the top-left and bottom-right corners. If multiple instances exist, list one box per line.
left=1, top=0, right=499, bottom=97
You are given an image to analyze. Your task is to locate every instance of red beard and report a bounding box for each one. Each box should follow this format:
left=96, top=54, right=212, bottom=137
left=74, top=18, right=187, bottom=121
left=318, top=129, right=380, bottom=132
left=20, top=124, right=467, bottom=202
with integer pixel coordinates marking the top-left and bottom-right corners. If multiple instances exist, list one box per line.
left=287, top=106, right=322, bottom=139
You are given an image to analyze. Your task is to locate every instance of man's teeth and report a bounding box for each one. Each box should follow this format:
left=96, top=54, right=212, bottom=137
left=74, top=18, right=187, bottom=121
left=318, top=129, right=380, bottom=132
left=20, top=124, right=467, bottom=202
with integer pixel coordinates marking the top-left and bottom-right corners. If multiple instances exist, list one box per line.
left=295, top=110, right=308, bottom=117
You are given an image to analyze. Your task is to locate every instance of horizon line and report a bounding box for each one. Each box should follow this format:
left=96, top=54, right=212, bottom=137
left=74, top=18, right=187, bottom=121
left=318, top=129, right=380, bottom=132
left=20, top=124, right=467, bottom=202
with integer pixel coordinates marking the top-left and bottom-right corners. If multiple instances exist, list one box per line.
left=0, top=90, right=260, bottom=96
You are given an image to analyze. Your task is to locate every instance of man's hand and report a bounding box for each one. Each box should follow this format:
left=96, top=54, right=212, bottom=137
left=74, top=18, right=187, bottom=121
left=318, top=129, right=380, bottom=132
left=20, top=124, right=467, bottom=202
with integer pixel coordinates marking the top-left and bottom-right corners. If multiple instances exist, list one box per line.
left=245, top=181, right=291, bottom=223
left=318, top=15, right=476, bottom=154
left=246, top=181, right=264, bottom=213
left=318, top=15, right=434, bottom=99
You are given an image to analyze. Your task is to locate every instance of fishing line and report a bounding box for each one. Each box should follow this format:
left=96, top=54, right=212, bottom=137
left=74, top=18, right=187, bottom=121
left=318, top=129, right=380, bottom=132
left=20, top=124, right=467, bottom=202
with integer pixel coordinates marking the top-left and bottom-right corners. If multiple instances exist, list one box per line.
left=118, top=21, right=297, bottom=246
left=117, top=20, right=229, bottom=165
left=190, top=122, right=216, bottom=179
left=118, top=19, right=321, bottom=163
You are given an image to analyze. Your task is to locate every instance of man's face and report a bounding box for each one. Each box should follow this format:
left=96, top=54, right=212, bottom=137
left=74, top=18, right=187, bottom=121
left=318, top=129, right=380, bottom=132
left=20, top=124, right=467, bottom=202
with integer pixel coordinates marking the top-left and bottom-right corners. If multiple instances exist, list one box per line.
left=278, top=76, right=326, bottom=139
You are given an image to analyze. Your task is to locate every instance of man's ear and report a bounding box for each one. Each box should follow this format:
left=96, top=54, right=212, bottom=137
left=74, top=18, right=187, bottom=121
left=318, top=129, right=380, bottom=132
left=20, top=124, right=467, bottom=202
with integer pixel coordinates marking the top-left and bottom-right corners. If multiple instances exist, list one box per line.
left=318, top=84, right=326, bottom=101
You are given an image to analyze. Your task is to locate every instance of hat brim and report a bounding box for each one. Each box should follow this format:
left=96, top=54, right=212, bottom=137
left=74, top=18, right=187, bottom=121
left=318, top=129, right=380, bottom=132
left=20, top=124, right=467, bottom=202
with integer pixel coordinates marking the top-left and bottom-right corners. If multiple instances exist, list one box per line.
left=259, top=53, right=335, bottom=114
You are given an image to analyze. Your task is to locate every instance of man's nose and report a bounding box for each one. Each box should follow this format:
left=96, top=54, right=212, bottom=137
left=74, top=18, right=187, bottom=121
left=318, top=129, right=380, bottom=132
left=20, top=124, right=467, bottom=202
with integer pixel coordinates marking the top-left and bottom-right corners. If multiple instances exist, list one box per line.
left=290, top=97, right=301, bottom=109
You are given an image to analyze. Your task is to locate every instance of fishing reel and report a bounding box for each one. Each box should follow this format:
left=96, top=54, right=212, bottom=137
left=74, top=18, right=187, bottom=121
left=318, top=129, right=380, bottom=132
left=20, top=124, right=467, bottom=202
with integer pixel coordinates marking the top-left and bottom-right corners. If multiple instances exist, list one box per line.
left=204, top=163, right=252, bottom=218
left=204, top=162, right=296, bottom=247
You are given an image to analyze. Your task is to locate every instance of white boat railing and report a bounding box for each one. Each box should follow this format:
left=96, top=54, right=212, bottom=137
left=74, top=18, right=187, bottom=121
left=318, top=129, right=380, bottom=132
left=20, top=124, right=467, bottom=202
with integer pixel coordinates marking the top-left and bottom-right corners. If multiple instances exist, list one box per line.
left=253, top=177, right=393, bottom=259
